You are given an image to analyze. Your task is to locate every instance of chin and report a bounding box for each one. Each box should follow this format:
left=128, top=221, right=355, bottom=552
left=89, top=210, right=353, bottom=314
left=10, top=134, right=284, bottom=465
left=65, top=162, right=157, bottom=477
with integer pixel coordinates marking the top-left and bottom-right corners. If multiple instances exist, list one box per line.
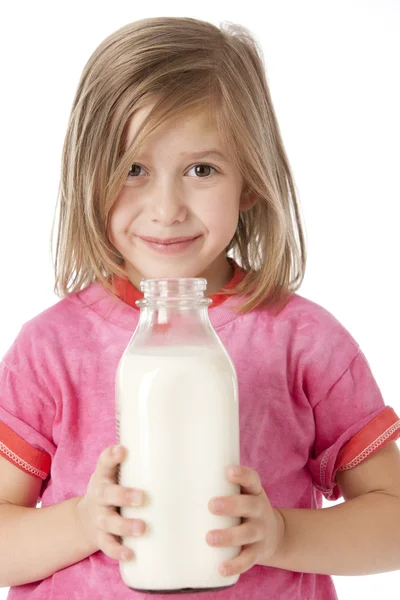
left=131, top=261, right=202, bottom=282
left=145, top=266, right=200, bottom=280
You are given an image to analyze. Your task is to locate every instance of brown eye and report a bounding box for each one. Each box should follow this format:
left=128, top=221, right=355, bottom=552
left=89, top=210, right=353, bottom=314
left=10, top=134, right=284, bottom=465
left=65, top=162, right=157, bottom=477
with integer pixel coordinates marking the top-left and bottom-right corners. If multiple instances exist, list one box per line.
left=128, top=164, right=143, bottom=177
left=189, top=164, right=216, bottom=178
left=195, top=164, right=212, bottom=177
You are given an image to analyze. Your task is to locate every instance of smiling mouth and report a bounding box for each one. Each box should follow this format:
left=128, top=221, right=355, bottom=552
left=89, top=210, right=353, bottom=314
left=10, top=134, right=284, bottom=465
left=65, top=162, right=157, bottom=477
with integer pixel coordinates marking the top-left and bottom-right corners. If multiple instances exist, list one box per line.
left=137, top=234, right=202, bottom=255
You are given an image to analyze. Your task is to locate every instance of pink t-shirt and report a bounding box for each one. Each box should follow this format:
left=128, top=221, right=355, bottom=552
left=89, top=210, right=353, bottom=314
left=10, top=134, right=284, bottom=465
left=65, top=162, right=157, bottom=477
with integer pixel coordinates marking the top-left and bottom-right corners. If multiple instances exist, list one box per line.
left=1, top=279, right=399, bottom=600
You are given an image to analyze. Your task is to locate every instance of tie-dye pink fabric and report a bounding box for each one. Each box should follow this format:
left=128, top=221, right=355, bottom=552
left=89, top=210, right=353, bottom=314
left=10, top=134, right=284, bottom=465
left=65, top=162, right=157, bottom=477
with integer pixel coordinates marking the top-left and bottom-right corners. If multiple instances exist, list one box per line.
left=1, top=281, right=399, bottom=599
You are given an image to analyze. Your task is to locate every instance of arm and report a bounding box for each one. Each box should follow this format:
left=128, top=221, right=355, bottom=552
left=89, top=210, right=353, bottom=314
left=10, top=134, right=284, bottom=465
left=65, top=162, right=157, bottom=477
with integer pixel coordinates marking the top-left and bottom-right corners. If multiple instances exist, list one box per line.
left=263, top=442, right=400, bottom=575
left=0, top=444, right=146, bottom=588
left=0, top=456, right=96, bottom=587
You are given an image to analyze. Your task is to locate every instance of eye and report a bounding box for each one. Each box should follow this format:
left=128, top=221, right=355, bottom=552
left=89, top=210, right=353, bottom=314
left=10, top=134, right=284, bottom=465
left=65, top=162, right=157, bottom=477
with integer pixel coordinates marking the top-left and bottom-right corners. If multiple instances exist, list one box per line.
left=186, top=163, right=217, bottom=178
left=126, top=162, right=217, bottom=179
left=127, top=164, right=146, bottom=178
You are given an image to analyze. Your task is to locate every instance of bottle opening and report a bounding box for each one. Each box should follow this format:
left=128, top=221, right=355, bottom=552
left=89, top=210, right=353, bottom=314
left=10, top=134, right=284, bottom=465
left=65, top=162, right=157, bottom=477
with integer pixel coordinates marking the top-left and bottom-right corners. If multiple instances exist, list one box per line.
left=140, top=278, right=207, bottom=300
left=137, top=278, right=211, bottom=308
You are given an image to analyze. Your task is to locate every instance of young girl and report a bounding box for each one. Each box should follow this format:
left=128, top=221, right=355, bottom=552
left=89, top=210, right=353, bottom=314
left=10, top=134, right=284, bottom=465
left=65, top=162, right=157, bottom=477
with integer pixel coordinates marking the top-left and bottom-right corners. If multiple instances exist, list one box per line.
left=0, top=16, right=399, bottom=600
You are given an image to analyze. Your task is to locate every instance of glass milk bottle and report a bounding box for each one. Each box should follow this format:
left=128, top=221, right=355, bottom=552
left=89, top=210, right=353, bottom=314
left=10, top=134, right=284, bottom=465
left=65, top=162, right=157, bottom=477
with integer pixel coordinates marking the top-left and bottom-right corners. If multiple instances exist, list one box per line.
left=115, top=278, right=241, bottom=594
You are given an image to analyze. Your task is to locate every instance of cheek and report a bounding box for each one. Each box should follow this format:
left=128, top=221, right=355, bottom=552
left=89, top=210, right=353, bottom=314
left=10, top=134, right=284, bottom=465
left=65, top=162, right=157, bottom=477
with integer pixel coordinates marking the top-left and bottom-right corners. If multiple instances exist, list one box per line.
left=108, top=190, right=137, bottom=237
left=202, top=195, right=240, bottom=235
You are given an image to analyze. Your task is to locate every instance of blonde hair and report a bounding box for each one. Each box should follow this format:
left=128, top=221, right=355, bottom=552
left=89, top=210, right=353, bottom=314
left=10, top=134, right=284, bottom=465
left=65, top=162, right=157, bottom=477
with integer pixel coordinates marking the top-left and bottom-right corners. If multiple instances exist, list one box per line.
left=52, top=16, right=307, bottom=314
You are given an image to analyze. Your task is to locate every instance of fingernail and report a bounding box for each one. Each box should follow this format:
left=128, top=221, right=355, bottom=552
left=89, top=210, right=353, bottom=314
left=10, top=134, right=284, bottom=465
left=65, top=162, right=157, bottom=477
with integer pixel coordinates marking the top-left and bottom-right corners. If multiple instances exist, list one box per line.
left=210, top=532, right=222, bottom=545
left=131, top=521, right=143, bottom=535
left=112, top=445, right=121, bottom=455
left=212, top=499, right=224, bottom=513
left=130, top=490, right=143, bottom=506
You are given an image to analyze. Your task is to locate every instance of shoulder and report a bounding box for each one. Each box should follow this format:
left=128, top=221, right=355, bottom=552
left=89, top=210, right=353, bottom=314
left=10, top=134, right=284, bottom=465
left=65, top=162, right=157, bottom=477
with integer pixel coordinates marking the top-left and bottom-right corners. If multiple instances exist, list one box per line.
left=2, top=282, right=105, bottom=368
left=248, top=291, right=361, bottom=379
left=20, top=286, right=95, bottom=335
left=278, top=293, right=361, bottom=397
left=251, top=291, right=358, bottom=347
left=231, top=289, right=359, bottom=342
left=278, top=292, right=358, bottom=344
left=230, top=290, right=360, bottom=358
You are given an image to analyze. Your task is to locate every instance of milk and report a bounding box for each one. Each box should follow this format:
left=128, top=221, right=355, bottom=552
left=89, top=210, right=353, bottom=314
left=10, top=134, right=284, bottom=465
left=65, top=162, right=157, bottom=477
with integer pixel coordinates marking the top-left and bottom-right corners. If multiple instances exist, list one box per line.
left=116, top=346, right=241, bottom=593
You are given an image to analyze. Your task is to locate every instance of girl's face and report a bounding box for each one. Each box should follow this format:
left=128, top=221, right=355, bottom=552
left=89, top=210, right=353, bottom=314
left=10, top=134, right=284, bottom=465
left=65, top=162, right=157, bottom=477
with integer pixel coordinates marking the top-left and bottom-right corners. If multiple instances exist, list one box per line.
left=108, top=102, right=252, bottom=295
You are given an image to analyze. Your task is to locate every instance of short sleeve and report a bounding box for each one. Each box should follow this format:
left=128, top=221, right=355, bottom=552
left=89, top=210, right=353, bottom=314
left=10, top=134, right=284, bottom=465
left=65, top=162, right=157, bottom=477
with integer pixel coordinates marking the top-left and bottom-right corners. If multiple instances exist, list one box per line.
left=307, top=349, right=400, bottom=501
left=0, top=325, right=56, bottom=490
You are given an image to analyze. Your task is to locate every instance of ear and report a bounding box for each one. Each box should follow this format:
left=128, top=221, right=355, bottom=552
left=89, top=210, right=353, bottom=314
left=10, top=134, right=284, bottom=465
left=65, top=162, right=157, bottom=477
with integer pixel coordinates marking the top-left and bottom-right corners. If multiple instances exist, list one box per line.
left=239, top=188, right=258, bottom=212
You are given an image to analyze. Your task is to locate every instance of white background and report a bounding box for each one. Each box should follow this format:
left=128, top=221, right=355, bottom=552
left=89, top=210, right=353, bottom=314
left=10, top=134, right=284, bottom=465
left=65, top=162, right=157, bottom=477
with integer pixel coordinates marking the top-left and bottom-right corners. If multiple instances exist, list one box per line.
left=0, top=0, right=399, bottom=598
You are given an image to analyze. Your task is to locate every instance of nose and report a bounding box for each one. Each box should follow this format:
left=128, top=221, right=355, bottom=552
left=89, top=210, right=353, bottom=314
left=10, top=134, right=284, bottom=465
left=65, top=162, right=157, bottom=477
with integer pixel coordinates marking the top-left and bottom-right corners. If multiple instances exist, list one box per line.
left=145, top=183, right=187, bottom=226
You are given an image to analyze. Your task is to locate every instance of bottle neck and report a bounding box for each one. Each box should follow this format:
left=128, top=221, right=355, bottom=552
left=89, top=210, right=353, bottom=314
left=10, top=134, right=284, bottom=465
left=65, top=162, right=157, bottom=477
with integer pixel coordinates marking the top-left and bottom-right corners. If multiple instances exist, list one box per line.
left=132, top=279, right=218, bottom=349
left=139, top=278, right=208, bottom=305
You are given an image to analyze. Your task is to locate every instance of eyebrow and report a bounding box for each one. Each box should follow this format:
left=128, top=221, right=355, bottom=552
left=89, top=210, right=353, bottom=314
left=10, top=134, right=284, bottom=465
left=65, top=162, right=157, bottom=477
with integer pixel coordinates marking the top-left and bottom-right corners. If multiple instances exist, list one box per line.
left=135, top=149, right=230, bottom=163
left=180, top=149, right=229, bottom=163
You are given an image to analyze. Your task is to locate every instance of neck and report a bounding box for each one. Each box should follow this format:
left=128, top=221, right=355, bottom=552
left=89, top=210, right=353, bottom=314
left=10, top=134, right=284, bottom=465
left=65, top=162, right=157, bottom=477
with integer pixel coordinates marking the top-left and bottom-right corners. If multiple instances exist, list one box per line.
left=197, top=256, right=234, bottom=296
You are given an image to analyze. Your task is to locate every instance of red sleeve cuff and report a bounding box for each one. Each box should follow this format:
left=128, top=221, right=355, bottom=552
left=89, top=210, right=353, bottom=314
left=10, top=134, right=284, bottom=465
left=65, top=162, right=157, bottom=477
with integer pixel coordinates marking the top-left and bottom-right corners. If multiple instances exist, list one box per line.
left=335, top=406, right=400, bottom=472
left=0, top=421, right=51, bottom=480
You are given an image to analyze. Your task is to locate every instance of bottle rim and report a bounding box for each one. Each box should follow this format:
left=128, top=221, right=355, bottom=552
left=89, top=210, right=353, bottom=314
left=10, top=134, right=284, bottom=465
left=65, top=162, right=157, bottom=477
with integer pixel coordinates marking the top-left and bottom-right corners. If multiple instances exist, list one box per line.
left=137, top=278, right=211, bottom=307
left=140, top=277, right=207, bottom=296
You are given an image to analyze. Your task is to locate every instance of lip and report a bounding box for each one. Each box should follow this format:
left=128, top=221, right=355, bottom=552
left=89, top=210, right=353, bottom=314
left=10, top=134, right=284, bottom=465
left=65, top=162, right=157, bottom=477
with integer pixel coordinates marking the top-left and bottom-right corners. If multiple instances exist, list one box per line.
left=137, top=234, right=202, bottom=255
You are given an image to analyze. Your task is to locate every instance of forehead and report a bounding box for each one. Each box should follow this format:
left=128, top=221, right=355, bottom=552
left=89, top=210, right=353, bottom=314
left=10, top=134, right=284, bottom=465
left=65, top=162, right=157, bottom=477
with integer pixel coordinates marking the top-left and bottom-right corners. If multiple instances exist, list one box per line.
left=125, top=102, right=220, bottom=148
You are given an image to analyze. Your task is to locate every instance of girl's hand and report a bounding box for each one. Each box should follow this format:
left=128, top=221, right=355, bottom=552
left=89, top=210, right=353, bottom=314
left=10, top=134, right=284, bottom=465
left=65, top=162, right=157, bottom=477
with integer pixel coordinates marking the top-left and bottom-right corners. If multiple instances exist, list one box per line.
left=206, top=465, right=285, bottom=577
left=75, top=445, right=146, bottom=561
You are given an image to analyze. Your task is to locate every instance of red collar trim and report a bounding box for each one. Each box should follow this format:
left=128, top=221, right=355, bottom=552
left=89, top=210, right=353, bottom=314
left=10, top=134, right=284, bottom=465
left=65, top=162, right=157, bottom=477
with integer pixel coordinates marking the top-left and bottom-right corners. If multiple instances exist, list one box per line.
left=111, top=261, right=246, bottom=309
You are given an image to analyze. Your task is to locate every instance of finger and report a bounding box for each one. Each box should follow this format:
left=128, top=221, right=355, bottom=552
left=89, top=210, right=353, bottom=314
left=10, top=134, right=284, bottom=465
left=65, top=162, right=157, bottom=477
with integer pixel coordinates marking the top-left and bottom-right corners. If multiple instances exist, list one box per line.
left=96, top=445, right=126, bottom=482
left=97, top=529, right=134, bottom=562
left=227, top=465, right=264, bottom=496
left=219, top=544, right=258, bottom=577
left=209, top=491, right=263, bottom=518
left=206, top=520, right=262, bottom=548
left=99, top=510, right=146, bottom=538
left=97, top=482, right=144, bottom=508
